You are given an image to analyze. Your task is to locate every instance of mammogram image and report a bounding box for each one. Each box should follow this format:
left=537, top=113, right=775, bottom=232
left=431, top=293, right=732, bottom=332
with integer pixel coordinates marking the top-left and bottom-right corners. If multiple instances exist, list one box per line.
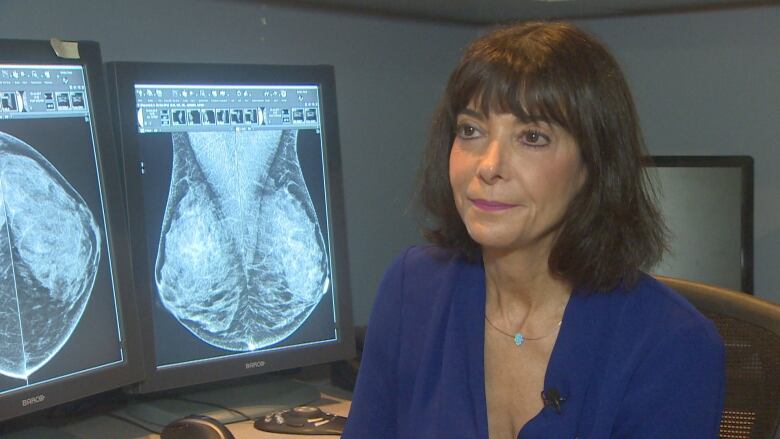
left=0, top=132, right=101, bottom=379
left=155, top=130, right=329, bottom=351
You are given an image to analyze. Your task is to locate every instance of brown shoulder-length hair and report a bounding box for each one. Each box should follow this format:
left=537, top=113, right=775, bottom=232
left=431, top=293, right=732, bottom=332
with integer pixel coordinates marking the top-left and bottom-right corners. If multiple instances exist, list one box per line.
left=418, top=21, right=667, bottom=292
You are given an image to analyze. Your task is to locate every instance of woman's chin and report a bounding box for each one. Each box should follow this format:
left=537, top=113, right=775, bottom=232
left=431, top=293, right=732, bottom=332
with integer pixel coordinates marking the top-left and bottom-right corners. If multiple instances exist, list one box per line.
left=466, top=225, right=556, bottom=257
left=466, top=229, right=520, bottom=252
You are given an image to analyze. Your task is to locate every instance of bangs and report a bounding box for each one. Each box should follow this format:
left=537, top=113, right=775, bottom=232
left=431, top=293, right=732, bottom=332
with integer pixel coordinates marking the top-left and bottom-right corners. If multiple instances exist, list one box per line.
left=447, top=48, right=574, bottom=132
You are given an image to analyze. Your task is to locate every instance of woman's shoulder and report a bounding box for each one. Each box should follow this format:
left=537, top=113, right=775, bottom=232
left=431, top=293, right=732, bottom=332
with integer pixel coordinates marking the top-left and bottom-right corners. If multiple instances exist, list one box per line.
left=397, top=244, right=464, bottom=264
left=386, top=244, right=471, bottom=278
left=610, top=273, right=723, bottom=349
left=377, top=245, right=480, bottom=308
left=574, top=275, right=726, bottom=438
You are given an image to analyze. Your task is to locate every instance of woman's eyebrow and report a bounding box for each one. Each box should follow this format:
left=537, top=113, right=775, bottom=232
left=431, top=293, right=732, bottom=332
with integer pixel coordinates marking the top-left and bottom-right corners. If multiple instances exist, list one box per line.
left=457, top=108, right=484, bottom=119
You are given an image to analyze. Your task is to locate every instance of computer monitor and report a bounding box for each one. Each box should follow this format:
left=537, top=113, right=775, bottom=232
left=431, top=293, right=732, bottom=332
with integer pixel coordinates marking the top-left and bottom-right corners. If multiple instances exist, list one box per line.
left=106, top=62, right=355, bottom=396
left=647, top=155, right=753, bottom=293
left=0, top=40, right=142, bottom=422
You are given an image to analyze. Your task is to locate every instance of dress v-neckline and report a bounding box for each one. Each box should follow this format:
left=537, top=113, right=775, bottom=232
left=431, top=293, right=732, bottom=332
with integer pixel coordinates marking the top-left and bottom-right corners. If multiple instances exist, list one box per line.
left=460, top=260, right=579, bottom=439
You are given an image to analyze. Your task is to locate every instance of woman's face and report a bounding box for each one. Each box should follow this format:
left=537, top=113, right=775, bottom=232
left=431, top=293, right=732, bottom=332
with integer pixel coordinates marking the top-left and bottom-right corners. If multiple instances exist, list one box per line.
left=449, top=105, right=587, bottom=256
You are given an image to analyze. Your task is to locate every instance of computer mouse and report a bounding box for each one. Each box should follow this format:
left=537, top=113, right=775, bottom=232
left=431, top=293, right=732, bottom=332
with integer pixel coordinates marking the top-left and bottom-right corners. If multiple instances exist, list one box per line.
left=160, top=414, right=235, bottom=439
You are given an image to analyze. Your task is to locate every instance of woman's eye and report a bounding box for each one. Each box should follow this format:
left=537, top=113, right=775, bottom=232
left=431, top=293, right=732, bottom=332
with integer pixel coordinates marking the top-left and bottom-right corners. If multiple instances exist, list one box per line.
left=521, top=129, right=550, bottom=147
left=456, top=123, right=481, bottom=139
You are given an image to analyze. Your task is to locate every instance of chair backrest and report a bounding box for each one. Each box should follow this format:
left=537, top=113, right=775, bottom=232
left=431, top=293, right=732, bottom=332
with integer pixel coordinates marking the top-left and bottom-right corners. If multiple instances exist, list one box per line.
left=656, top=275, right=780, bottom=439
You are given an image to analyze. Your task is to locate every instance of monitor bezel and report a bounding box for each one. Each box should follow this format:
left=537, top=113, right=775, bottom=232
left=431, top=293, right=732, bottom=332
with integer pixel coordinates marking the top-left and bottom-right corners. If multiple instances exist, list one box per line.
left=648, top=155, right=754, bottom=294
left=0, top=40, right=144, bottom=421
left=106, top=61, right=355, bottom=394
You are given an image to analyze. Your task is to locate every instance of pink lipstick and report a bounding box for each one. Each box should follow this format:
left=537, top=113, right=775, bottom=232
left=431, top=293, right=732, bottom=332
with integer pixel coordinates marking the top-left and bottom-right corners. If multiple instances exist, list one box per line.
left=471, top=199, right=517, bottom=212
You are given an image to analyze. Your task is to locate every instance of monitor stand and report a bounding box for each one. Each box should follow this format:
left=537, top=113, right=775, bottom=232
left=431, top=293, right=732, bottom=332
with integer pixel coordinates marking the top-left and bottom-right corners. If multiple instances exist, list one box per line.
left=115, top=375, right=320, bottom=432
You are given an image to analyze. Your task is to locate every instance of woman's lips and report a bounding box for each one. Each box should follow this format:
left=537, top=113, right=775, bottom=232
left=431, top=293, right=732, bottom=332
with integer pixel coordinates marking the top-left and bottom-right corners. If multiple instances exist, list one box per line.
left=470, top=198, right=517, bottom=211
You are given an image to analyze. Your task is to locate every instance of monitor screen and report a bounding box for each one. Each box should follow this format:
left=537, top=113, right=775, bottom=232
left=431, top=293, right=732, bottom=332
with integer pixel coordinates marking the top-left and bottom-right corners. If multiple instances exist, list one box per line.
left=647, top=156, right=753, bottom=293
left=0, top=40, right=141, bottom=421
left=107, top=62, right=354, bottom=394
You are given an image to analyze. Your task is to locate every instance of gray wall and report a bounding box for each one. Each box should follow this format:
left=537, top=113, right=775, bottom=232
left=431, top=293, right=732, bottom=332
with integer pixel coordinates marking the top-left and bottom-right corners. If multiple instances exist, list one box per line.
left=0, top=0, right=477, bottom=325
left=1, top=1, right=778, bottom=326
left=578, top=5, right=780, bottom=304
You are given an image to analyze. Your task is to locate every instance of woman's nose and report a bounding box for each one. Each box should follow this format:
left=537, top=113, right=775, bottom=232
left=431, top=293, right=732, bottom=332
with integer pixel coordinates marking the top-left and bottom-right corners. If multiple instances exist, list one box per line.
left=477, top=137, right=506, bottom=183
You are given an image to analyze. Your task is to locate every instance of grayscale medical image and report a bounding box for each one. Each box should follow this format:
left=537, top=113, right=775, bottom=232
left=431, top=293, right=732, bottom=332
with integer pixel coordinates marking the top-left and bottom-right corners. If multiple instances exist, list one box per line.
left=155, top=130, right=330, bottom=351
left=0, top=131, right=101, bottom=379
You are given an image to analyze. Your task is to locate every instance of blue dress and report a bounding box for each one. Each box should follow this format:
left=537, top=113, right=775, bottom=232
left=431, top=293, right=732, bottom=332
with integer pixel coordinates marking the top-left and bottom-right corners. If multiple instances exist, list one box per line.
left=342, top=246, right=725, bottom=439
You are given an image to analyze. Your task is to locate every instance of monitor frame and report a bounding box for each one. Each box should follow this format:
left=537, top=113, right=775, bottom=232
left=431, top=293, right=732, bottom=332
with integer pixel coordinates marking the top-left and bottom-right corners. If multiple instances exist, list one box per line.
left=106, top=61, right=355, bottom=394
left=648, top=155, right=754, bottom=293
left=0, top=40, right=143, bottom=421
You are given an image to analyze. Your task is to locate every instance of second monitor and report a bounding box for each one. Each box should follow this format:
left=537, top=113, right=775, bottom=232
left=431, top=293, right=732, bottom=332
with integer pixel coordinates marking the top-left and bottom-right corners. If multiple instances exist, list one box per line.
left=107, top=62, right=354, bottom=395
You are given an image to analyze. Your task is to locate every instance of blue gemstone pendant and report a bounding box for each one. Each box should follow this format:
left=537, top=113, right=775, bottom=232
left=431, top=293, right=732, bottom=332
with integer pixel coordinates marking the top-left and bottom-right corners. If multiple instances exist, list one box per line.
left=514, top=333, right=525, bottom=346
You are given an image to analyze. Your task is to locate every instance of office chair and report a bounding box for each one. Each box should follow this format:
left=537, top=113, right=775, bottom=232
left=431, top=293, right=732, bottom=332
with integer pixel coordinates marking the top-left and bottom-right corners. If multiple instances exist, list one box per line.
left=655, top=275, right=780, bottom=439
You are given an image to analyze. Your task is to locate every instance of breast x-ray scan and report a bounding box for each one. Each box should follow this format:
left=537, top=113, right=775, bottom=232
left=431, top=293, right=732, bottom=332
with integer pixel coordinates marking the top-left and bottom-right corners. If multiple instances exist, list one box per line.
left=0, top=131, right=101, bottom=379
left=156, top=130, right=329, bottom=352
left=133, top=83, right=337, bottom=368
left=0, top=64, right=124, bottom=396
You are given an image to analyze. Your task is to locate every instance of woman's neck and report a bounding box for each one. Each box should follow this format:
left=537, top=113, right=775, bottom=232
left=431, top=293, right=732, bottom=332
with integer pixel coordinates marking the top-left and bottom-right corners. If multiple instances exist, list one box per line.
left=482, top=246, right=571, bottom=331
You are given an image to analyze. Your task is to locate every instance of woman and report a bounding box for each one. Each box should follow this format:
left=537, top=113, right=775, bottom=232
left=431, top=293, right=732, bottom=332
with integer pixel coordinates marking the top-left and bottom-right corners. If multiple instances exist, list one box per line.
left=343, top=22, right=724, bottom=438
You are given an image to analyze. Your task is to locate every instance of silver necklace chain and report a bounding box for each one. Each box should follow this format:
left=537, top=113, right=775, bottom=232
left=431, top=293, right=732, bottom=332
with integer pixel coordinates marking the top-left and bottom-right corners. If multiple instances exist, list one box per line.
left=484, top=314, right=562, bottom=346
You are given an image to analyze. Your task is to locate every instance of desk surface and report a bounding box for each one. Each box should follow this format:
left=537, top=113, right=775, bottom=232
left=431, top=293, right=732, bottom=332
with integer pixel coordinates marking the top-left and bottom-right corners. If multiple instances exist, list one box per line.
left=5, top=371, right=353, bottom=439
left=65, top=387, right=351, bottom=439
